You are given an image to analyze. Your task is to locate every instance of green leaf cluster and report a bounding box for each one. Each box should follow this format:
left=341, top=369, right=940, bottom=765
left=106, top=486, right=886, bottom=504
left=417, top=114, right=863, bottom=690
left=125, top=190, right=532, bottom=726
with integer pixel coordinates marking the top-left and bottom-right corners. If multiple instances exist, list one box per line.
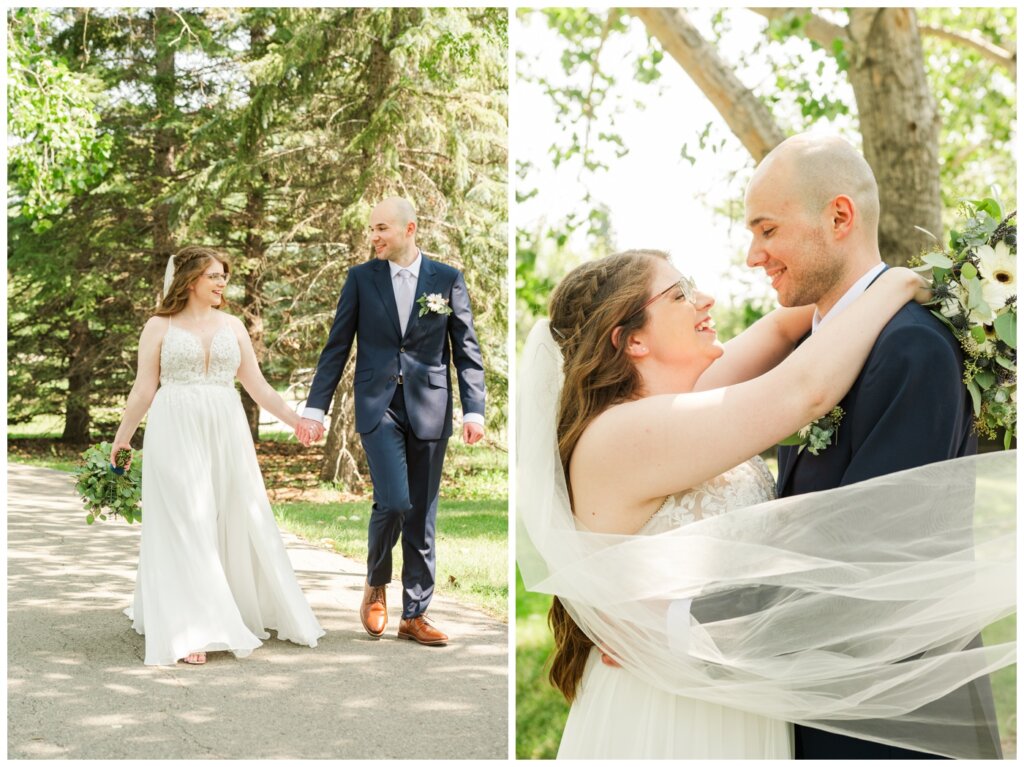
left=919, top=198, right=1016, bottom=448
left=72, top=442, right=142, bottom=524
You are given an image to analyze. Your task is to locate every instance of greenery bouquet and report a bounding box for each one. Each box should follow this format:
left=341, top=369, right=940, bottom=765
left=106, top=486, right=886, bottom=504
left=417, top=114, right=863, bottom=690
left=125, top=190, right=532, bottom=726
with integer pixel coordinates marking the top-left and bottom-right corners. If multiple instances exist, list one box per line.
left=916, top=198, right=1017, bottom=448
left=74, top=442, right=142, bottom=524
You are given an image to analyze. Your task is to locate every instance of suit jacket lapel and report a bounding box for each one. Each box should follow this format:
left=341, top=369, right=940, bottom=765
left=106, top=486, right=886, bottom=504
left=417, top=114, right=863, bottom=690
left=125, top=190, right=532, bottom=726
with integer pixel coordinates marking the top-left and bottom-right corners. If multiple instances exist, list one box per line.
left=777, top=329, right=812, bottom=495
left=372, top=260, right=403, bottom=337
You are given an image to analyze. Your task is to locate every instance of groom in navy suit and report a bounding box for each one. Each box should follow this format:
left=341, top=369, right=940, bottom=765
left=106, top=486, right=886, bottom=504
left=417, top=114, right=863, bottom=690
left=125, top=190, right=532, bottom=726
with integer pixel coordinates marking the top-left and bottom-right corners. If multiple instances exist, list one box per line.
left=745, top=134, right=1000, bottom=759
left=298, top=197, right=486, bottom=646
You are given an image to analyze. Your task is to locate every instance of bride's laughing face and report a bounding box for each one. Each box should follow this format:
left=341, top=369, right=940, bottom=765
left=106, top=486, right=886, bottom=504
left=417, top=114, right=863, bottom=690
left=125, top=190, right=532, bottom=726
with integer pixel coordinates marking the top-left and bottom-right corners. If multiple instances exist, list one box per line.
left=628, top=259, right=722, bottom=373
left=190, top=258, right=229, bottom=307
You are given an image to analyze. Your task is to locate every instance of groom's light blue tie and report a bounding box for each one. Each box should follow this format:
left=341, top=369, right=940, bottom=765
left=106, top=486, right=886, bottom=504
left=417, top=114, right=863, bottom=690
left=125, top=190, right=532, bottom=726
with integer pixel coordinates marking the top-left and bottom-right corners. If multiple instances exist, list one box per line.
left=396, top=268, right=415, bottom=336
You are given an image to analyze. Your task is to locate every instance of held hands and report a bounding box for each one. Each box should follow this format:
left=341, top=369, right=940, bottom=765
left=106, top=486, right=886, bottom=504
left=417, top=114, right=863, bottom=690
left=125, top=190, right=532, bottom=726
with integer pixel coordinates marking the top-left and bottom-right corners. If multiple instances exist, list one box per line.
left=463, top=421, right=484, bottom=445
left=295, top=417, right=325, bottom=447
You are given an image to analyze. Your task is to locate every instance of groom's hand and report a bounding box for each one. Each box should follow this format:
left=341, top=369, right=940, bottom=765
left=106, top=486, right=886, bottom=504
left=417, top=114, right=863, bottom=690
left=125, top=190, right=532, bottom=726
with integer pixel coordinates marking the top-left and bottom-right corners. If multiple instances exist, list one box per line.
left=463, top=422, right=484, bottom=445
left=296, top=418, right=325, bottom=446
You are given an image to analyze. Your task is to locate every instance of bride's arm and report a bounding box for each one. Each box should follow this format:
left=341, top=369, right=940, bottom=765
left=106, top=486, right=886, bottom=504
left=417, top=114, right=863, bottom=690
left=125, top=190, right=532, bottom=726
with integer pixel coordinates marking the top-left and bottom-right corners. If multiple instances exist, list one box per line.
left=110, top=317, right=165, bottom=466
left=694, top=305, right=815, bottom=391
left=231, top=316, right=300, bottom=430
left=576, top=268, right=927, bottom=521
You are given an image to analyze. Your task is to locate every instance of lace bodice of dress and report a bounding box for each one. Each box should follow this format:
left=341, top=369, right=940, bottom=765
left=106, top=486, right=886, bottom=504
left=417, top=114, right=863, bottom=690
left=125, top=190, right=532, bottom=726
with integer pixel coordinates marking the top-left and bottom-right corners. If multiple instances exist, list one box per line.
left=638, top=457, right=777, bottom=536
left=160, top=321, right=239, bottom=387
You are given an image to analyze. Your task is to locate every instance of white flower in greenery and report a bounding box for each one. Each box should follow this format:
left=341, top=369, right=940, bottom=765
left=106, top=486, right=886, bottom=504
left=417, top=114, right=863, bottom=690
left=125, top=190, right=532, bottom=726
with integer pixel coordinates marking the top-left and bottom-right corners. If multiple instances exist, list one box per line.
left=969, top=303, right=995, bottom=325
left=977, top=240, right=1016, bottom=309
left=417, top=292, right=453, bottom=317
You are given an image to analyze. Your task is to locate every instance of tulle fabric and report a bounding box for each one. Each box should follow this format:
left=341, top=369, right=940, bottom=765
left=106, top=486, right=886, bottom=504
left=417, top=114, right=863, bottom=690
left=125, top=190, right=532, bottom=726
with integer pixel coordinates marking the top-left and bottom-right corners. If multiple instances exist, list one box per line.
left=125, top=323, right=324, bottom=665
left=559, top=649, right=792, bottom=759
left=517, top=319, right=1015, bottom=760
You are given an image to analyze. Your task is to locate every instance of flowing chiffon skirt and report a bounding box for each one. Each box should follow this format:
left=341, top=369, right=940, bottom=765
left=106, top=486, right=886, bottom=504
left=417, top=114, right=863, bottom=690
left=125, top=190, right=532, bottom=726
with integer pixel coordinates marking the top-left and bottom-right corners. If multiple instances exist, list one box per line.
left=558, top=649, right=793, bottom=759
left=125, top=382, right=324, bottom=665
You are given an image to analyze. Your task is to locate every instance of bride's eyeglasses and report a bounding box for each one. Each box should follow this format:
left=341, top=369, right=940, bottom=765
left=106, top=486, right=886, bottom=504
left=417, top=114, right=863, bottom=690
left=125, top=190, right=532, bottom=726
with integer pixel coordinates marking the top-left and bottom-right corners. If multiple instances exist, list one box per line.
left=622, top=275, right=698, bottom=324
left=204, top=272, right=230, bottom=284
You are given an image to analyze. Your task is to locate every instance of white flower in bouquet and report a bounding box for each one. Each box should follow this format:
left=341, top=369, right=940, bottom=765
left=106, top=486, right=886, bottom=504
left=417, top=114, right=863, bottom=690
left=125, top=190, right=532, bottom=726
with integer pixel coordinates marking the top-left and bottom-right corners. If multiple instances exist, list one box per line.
left=977, top=241, right=1016, bottom=309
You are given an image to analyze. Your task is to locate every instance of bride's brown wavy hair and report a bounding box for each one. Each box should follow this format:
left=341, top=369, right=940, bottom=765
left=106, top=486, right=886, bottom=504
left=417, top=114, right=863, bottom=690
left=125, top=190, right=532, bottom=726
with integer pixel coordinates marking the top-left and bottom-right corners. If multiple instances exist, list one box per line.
left=155, top=246, right=232, bottom=317
left=545, top=248, right=668, bottom=702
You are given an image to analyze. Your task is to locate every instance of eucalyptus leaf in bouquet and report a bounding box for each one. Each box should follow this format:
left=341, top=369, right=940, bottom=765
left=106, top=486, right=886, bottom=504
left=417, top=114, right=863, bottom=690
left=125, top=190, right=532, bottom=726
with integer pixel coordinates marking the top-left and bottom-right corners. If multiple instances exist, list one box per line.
left=914, top=198, right=1016, bottom=448
left=73, top=442, right=142, bottom=524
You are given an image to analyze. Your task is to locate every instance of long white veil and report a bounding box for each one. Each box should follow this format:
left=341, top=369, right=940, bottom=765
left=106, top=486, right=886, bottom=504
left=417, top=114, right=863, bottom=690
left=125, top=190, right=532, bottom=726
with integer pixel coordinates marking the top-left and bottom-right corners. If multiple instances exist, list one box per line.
left=517, top=319, right=1015, bottom=759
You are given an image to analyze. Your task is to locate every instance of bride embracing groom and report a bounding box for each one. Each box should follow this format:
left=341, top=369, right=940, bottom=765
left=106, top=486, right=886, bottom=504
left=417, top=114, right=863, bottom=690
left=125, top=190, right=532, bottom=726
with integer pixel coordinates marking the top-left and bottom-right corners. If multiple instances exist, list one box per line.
left=518, top=133, right=1012, bottom=759
left=112, top=196, right=485, bottom=666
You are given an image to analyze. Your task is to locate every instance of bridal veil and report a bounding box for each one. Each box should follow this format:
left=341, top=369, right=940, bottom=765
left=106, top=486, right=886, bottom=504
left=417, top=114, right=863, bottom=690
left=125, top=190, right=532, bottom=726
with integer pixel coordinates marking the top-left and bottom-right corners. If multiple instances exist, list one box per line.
left=518, top=319, right=1015, bottom=759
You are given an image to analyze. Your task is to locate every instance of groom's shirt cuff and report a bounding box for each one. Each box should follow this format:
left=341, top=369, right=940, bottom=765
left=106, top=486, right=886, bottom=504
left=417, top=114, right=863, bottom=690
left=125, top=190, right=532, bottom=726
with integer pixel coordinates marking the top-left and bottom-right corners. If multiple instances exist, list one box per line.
left=302, top=407, right=326, bottom=423
left=463, top=412, right=484, bottom=426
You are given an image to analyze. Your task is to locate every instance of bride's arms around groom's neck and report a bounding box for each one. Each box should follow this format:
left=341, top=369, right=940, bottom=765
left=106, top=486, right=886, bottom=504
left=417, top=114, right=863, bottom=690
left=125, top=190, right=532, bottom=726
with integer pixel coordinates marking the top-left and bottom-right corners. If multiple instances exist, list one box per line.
left=693, top=305, right=814, bottom=392
left=570, top=268, right=924, bottom=534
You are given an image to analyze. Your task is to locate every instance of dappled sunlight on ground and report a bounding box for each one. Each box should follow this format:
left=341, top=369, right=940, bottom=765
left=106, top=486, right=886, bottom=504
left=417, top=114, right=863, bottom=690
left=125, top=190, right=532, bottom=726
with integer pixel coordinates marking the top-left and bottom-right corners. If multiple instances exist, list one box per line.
left=8, top=463, right=508, bottom=759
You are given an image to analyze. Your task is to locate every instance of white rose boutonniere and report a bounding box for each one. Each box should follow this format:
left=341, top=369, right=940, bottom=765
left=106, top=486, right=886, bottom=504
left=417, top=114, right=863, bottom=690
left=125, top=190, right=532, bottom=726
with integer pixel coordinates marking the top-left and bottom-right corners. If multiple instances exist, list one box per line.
left=417, top=292, right=453, bottom=317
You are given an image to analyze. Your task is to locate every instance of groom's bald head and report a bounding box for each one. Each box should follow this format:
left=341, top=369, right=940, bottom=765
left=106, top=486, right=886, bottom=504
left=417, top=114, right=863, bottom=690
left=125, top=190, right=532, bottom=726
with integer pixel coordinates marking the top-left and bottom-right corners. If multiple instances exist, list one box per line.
left=745, top=134, right=883, bottom=311
left=375, top=196, right=417, bottom=227
left=753, top=134, right=880, bottom=236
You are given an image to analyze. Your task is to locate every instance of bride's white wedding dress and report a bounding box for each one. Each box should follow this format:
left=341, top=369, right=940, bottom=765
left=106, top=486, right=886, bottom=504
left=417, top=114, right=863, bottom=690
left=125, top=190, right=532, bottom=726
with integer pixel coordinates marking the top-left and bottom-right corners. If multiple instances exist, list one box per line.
left=125, top=316, right=325, bottom=665
left=557, top=458, right=793, bottom=759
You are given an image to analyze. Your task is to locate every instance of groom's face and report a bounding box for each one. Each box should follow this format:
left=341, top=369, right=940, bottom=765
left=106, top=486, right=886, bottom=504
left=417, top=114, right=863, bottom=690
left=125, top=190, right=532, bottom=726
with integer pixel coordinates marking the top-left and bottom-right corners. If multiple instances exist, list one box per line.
left=744, top=170, right=843, bottom=308
left=368, top=204, right=414, bottom=262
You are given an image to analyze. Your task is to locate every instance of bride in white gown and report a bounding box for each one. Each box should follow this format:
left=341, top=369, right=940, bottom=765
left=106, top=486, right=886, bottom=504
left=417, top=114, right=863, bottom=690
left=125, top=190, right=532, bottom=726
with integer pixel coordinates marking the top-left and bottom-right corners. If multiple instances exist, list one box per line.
left=519, top=250, right=950, bottom=758
left=112, top=246, right=325, bottom=666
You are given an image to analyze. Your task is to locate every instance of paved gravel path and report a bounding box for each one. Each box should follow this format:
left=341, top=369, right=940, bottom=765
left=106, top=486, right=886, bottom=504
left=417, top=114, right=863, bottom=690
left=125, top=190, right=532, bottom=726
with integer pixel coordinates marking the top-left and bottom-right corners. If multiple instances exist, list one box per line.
left=7, top=462, right=508, bottom=759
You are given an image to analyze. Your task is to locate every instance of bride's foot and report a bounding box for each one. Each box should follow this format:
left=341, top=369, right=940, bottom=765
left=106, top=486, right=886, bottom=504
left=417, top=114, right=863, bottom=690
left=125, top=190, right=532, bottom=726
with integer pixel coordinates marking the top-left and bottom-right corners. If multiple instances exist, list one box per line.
left=182, top=651, right=207, bottom=665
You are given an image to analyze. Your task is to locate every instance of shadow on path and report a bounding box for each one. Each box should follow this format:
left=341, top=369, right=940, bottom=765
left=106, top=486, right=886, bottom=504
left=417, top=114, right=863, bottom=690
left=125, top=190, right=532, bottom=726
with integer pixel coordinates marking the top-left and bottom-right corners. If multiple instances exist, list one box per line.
left=8, top=463, right=508, bottom=759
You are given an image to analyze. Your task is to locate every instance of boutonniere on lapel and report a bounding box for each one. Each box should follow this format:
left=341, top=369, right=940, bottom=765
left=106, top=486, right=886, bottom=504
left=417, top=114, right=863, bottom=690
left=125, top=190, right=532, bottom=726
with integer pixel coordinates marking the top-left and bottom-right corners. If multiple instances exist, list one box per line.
left=780, top=406, right=844, bottom=456
left=417, top=292, right=452, bottom=317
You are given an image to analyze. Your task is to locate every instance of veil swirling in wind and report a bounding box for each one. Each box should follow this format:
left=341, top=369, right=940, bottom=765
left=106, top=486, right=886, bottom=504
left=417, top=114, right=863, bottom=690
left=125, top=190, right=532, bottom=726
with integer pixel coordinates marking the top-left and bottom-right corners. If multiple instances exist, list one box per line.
left=517, top=319, right=1015, bottom=759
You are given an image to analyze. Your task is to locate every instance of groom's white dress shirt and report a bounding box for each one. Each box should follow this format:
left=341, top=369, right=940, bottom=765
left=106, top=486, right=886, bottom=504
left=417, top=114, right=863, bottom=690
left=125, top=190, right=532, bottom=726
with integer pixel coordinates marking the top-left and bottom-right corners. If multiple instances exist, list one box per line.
left=811, top=262, right=887, bottom=333
left=302, top=250, right=484, bottom=427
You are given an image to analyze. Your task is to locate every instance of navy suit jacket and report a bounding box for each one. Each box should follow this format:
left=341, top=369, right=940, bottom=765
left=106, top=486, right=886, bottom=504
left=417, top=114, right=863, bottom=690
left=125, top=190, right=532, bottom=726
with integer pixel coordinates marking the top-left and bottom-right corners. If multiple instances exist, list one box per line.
left=779, top=274, right=1001, bottom=759
left=778, top=294, right=975, bottom=496
left=307, top=253, right=486, bottom=440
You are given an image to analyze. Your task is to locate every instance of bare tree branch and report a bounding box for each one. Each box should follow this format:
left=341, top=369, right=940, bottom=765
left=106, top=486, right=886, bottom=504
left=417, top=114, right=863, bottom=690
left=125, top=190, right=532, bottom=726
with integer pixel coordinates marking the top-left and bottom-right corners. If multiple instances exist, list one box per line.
left=748, top=7, right=850, bottom=50
left=919, top=23, right=1016, bottom=81
left=628, top=7, right=785, bottom=161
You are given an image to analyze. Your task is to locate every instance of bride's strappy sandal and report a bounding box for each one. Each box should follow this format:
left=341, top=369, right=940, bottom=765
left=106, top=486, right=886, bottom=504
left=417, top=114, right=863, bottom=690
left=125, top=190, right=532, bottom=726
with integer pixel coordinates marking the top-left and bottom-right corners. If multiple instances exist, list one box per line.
left=182, top=651, right=207, bottom=665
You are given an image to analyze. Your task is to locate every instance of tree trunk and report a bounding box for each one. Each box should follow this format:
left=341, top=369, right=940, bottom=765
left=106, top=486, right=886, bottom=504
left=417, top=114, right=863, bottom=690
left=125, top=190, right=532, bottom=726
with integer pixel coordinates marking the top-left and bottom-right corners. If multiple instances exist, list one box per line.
left=237, top=20, right=270, bottom=441
left=62, top=317, right=94, bottom=443
left=318, top=366, right=368, bottom=488
left=318, top=17, right=401, bottom=484
left=240, top=215, right=267, bottom=441
left=152, top=8, right=177, bottom=292
left=845, top=8, right=942, bottom=266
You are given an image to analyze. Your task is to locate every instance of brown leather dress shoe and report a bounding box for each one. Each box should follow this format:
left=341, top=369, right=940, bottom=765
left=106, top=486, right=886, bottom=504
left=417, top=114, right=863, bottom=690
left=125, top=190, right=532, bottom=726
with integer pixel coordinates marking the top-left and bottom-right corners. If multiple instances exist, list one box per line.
left=397, top=614, right=448, bottom=646
left=360, top=582, right=387, bottom=638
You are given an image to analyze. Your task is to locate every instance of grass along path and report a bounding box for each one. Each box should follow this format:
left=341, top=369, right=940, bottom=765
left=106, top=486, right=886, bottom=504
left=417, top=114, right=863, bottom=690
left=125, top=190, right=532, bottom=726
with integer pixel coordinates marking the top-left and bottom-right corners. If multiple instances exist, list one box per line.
left=9, top=420, right=509, bottom=621
left=273, top=498, right=507, bottom=620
